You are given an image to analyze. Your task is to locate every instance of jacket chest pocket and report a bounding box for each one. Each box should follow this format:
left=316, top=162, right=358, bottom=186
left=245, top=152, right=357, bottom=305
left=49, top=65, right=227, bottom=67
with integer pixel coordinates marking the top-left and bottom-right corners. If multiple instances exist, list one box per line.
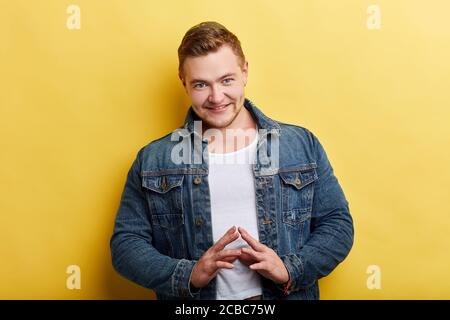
left=279, top=165, right=318, bottom=226
left=142, top=174, right=186, bottom=258
left=142, top=174, right=184, bottom=215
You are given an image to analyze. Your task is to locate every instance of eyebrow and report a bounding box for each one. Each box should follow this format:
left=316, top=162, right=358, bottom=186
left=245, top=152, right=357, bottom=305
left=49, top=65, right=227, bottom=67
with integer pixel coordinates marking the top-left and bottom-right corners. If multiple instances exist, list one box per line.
left=189, top=73, right=237, bottom=85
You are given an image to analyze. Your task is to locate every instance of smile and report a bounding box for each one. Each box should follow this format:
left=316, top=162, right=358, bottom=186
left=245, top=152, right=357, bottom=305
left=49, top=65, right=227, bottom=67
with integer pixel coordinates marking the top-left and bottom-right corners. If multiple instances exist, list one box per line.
left=206, top=103, right=230, bottom=113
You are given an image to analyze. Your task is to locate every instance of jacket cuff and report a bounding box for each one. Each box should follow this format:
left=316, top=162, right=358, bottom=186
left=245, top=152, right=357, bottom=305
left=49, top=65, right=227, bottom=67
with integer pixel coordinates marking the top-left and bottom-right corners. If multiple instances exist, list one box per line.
left=277, top=254, right=304, bottom=295
left=172, top=259, right=201, bottom=298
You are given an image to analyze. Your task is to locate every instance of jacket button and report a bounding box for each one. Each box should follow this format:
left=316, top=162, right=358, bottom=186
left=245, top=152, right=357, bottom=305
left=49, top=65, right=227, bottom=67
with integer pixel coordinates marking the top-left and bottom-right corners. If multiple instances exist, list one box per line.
left=193, top=176, right=202, bottom=185
left=294, top=176, right=301, bottom=186
left=161, top=176, right=167, bottom=191
left=195, top=218, right=204, bottom=226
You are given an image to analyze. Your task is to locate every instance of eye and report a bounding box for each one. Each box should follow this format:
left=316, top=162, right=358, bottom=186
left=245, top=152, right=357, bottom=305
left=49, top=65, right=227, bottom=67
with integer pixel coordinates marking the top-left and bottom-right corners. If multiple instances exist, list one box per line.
left=194, top=82, right=207, bottom=89
left=223, top=78, right=234, bottom=84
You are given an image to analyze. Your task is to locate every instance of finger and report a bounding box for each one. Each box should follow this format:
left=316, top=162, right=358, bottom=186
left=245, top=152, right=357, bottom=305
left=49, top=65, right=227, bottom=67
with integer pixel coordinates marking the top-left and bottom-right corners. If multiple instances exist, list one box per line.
left=249, top=261, right=269, bottom=271
left=216, top=261, right=234, bottom=269
left=238, top=253, right=256, bottom=266
left=216, top=249, right=241, bottom=261
left=239, top=252, right=256, bottom=261
left=213, top=226, right=239, bottom=252
left=238, top=227, right=265, bottom=252
left=241, top=247, right=264, bottom=261
left=222, top=256, right=239, bottom=263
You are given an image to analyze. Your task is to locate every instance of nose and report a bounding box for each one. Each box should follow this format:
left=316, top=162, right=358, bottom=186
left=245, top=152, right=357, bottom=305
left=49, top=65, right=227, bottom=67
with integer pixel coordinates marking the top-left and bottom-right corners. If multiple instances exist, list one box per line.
left=208, top=84, right=225, bottom=105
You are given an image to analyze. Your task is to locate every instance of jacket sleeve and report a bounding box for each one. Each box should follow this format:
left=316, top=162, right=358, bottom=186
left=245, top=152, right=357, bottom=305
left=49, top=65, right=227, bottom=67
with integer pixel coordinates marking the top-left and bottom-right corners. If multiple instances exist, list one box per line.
left=279, top=130, right=354, bottom=293
left=110, top=148, right=199, bottom=298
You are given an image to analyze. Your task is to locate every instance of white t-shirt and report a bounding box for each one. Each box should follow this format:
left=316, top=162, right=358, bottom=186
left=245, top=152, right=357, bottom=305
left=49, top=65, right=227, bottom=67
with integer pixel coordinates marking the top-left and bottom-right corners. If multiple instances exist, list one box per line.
left=208, top=131, right=263, bottom=300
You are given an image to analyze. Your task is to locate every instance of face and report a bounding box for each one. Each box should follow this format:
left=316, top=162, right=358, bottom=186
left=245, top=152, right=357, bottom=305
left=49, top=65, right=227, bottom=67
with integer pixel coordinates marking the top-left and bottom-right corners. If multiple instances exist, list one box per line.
left=180, top=45, right=248, bottom=130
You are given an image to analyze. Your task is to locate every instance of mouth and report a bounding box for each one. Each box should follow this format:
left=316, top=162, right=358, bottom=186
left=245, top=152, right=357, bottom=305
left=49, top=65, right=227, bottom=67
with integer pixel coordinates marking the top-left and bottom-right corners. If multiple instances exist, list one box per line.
left=205, top=103, right=231, bottom=113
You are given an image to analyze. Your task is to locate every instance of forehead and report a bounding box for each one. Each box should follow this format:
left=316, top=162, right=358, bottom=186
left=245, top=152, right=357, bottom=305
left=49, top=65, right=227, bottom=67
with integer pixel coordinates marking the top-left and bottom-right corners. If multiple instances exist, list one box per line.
left=183, top=45, right=241, bottom=80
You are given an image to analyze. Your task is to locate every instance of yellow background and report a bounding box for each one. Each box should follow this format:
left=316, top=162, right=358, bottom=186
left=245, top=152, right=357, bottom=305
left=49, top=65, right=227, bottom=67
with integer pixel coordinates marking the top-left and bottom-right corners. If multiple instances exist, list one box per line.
left=1, top=0, right=449, bottom=299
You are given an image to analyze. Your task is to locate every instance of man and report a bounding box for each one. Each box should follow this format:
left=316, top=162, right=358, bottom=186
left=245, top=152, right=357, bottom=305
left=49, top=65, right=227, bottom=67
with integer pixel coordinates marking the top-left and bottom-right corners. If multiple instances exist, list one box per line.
left=110, top=21, right=354, bottom=300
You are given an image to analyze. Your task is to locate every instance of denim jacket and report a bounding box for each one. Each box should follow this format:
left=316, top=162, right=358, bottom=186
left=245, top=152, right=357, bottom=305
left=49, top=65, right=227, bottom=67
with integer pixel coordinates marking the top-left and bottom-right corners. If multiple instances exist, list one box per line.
left=110, top=98, right=354, bottom=300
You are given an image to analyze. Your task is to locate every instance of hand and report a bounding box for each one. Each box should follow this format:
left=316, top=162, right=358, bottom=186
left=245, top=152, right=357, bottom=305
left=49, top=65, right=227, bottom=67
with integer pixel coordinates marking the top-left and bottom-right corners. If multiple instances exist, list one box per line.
left=190, top=226, right=241, bottom=289
left=238, top=227, right=290, bottom=285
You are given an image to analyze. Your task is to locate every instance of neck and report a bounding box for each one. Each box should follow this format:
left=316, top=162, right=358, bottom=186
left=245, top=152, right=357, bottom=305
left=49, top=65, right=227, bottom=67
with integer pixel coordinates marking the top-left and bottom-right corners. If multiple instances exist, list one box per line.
left=205, top=107, right=258, bottom=153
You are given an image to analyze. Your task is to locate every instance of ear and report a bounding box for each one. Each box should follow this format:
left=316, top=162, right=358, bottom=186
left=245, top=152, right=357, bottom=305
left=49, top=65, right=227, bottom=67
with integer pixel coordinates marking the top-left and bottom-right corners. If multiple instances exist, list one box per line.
left=179, top=73, right=187, bottom=89
left=178, top=72, right=185, bottom=86
left=179, top=73, right=189, bottom=94
left=242, top=61, right=249, bottom=86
